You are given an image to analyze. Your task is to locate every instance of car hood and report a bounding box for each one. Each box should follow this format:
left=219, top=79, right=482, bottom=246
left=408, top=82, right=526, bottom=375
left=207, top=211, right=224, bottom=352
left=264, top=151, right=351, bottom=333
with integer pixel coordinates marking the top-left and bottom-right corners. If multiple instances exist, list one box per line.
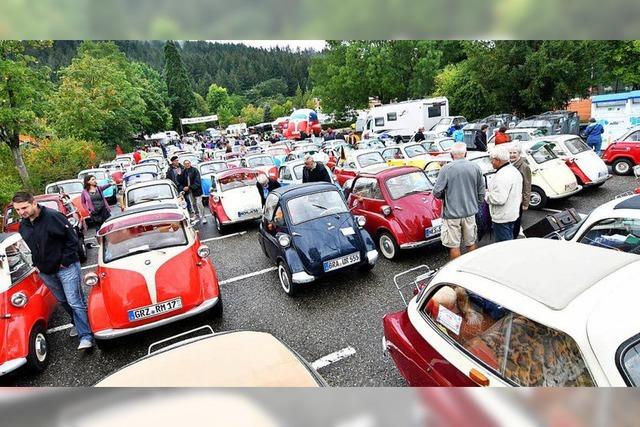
left=290, top=213, right=365, bottom=274
left=391, top=192, right=442, bottom=238
left=97, top=245, right=203, bottom=328
left=221, top=186, right=262, bottom=221
left=574, top=151, right=608, bottom=181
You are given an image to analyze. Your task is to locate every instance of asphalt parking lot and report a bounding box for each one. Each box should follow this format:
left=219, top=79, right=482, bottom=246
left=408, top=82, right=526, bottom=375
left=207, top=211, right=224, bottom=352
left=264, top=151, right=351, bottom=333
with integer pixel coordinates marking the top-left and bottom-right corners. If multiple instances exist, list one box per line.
left=2, top=172, right=637, bottom=387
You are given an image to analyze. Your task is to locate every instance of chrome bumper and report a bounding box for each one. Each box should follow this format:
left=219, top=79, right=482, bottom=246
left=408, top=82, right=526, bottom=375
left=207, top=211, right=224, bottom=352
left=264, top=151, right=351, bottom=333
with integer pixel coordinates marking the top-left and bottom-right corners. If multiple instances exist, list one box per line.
left=400, top=236, right=441, bottom=250
left=0, top=357, right=27, bottom=376
left=583, top=174, right=611, bottom=186
left=223, top=215, right=261, bottom=225
left=292, top=271, right=315, bottom=284
left=366, top=249, right=379, bottom=265
left=548, top=185, right=583, bottom=199
left=94, top=297, right=220, bottom=340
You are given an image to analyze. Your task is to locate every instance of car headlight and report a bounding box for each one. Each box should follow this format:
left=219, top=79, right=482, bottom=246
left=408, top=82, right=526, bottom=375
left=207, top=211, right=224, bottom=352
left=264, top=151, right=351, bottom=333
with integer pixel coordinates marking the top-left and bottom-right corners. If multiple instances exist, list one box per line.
left=356, top=215, right=366, bottom=227
left=197, top=245, right=210, bottom=258
left=84, top=272, right=99, bottom=287
left=10, top=292, right=28, bottom=308
left=277, top=234, right=291, bottom=248
left=381, top=205, right=392, bottom=216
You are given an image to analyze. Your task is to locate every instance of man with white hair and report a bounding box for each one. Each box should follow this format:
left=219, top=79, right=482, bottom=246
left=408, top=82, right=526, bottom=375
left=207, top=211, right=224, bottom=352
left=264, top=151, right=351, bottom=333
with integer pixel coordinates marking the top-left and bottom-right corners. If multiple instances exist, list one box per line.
left=507, top=142, right=531, bottom=239
left=486, top=145, right=523, bottom=242
left=433, top=142, right=486, bottom=260
left=256, top=173, right=281, bottom=206
left=302, top=154, right=331, bottom=184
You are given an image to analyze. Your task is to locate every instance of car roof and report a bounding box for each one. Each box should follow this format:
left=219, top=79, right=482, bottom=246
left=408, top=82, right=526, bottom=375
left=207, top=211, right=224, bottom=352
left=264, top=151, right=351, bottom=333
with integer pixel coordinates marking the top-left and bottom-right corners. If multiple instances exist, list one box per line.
left=455, top=238, right=640, bottom=310
left=614, top=194, right=640, bottom=210
left=213, top=167, right=257, bottom=179
left=358, top=165, right=420, bottom=179
left=124, top=179, right=176, bottom=191
left=98, top=205, right=185, bottom=236
left=272, top=182, right=338, bottom=199
left=95, top=331, right=323, bottom=387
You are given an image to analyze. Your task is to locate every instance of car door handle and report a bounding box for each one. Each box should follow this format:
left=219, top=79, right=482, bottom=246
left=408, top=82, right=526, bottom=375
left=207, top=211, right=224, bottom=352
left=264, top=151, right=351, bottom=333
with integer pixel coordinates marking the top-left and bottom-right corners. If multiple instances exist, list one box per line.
left=291, top=232, right=301, bottom=237
left=393, top=206, right=403, bottom=210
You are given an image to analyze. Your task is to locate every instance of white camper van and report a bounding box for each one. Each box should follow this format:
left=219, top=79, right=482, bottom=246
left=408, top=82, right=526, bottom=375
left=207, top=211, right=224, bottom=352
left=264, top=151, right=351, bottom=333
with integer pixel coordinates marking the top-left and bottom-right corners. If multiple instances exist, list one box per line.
left=363, top=97, right=449, bottom=137
left=592, top=90, right=640, bottom=149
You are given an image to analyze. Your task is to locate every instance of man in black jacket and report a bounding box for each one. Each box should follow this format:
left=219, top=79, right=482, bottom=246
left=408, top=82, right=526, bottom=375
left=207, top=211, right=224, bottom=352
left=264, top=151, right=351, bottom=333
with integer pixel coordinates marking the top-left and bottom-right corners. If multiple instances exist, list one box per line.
left=302, top=155, right=332, bottom=184
left=257, top=174, right=281, bottom=206
left=473, top=125, right=488, bottom=151
left=13, top=192, right=94, bottom=350
left=179, top=159, right=206, bottom=224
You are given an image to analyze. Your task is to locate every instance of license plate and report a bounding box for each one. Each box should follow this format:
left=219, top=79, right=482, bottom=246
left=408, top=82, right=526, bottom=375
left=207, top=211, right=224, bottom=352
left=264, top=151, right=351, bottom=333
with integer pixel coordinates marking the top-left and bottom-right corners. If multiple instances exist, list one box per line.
left=238, top=208, right=260, bottom=217
left=127, top=297, right=182, bottom=322
left=425, top=218, right=443, bottom=238
left=565, top=182, right=577, bottom=191
left=323, top=252, right=361, bottom=272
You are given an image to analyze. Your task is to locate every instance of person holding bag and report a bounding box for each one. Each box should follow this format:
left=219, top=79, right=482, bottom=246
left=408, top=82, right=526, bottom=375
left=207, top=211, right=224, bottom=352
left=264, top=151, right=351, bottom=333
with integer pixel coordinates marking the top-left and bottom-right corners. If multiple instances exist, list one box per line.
left=81, top=174, right=114, bottom=233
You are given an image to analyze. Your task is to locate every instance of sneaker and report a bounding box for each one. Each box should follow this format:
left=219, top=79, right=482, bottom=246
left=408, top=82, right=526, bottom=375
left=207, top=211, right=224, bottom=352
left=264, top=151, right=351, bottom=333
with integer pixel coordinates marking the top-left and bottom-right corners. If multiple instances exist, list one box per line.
left=69, top=326, right=78, bottom=338
left=78, top=338, right=94, bottom=350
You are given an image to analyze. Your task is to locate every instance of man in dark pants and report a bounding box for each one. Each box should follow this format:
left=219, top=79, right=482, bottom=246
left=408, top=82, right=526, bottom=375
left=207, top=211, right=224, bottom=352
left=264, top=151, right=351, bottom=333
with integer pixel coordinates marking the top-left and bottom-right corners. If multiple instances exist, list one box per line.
left=12, top=191, right=94, bottom=350
left=179, top=159, right=206, bottom=224
left=473, top=125, right=488, bottom=151
left=508, top=142, right=531, bottom=239
left=257, top=174, right=281, bottom=206
left=302, top=155, right=332, bottom=184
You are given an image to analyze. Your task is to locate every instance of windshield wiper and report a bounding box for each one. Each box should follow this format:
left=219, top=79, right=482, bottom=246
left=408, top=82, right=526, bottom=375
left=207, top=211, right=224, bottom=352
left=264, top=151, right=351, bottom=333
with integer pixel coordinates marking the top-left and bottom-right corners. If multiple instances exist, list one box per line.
left=312, top=204, right=328, bottom=210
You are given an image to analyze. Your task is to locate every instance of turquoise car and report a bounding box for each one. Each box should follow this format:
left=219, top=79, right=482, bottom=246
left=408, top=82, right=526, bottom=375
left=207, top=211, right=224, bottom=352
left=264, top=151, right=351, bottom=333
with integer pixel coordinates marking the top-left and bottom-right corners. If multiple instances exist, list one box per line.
left=77, top=168, right=117, bottom=203
left=265, top=146, right=289, bottom=167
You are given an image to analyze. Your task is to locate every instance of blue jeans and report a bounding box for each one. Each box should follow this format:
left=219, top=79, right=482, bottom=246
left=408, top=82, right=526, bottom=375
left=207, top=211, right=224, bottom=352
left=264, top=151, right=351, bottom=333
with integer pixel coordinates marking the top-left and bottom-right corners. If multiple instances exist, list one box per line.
left=493, top=221, right=516, bottom=243
left=587, top=140, right=602, bottom=156
left=39, top=262, right=93, bottom=341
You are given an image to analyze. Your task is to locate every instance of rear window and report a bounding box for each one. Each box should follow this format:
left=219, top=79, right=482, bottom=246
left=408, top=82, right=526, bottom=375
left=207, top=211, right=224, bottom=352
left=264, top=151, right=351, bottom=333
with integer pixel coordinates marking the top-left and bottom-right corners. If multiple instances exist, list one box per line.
left=619, top=336, right=640, bottom=386
left=217, top=173, right=257, bottom=191
left=405, top=145, right=427, bottom=158
left=564, top=138, right=590, bottom=155
left=127, top=184, right=175, bottom=206
left=421, top=285, right=594, bottom=386
left=200, top=162, right=228, bottom=175
left=357, top=152, right=385, bottom=167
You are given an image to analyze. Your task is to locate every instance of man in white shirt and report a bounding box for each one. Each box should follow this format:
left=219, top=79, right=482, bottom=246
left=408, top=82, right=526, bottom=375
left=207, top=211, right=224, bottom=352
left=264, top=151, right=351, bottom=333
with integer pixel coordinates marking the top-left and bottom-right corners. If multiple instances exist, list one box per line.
left=486, top=145, right=523, bottom=242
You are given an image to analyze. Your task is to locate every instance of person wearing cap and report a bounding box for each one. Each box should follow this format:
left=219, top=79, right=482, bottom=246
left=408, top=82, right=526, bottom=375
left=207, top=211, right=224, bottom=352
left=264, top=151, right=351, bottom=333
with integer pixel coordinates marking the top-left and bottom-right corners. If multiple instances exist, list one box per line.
left=166, top=155, right=184, bottom=187
left=256, top=174, right=281, bottom=206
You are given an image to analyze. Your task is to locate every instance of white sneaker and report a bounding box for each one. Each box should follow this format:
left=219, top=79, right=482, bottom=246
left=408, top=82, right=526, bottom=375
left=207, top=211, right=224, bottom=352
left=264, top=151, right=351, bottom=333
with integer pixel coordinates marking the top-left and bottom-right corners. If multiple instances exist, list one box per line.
left=78, top=339, right=94, bottom=350
left=69, top=326, right=78, bottom=338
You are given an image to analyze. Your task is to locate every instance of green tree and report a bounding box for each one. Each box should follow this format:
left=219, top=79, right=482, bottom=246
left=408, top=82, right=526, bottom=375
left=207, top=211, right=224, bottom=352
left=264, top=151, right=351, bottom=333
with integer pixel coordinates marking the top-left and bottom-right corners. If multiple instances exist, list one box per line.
left=263, top=104, right=272, bottom=123
left=130, top=62, right=172, bottom=135
left=217, top=104, right=235, bottom=127
left=239, top=104, right=263, bottom=126
left=605, top=40, right=640, bottom=91
left=434, top=63, right=496, bottom=120
left=0, top=41, right=53, bottom=187
left=193, top=92, right=209, bottom=115
left=50, top=41, right=147, bottom=146
left=164, top=40, right=195, bottom=129
left=205, top=83, right=230, bottom=113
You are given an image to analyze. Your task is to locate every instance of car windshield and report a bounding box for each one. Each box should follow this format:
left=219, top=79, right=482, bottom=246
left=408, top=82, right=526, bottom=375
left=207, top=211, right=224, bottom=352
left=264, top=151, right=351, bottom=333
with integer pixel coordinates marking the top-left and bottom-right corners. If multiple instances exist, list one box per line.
left=179, top=155, right=198, bottom=165
left=102, top=221, right=188, bottom=263
left=200, top=163, right=227, bottom=175
left=287, top=190, right=348, bottom=225
left=80, top=171, right=107, bottom=181
left=439, top=139, right=455, bottom=151
left=360, top=139, right=384, bottom=149
left=267, top=149, right=287, bottom=156
left=507, top=132, right=531, bottom=141
left=621, top=339, right=640, bottom=386
left=133, top=165, right=158, bottom=174
left=405, top=145, right=428, bottom=158
left=127, top=184, right=175, bottom=206
left=357, top=152, right=385, bottom=167
left=247, top=156, right=275, bottom=167
left=564, top=138, right=590, bottom=155
left=578, top=217, right=640, bottom=254
left=528, top=145, right=556, bottom=164
left=291, top=112, right=307, bottom=120
left=471, top=156, right=495, bottom=175
left=218, top=173, right=257, bottom=191
left=47, top=182, right=83, bottom=194
left=385, top=171, right=433, bottom=199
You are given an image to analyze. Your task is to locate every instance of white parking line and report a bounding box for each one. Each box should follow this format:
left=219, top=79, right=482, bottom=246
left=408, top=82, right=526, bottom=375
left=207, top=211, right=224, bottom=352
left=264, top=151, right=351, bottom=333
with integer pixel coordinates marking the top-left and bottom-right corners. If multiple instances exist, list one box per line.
left=47, top=324, right=73, bottom=334
left=201, top=231, right=247, bottom=243
left=312, top=346, right=357, bottom=370
left=219, top=267, right=276, bottom=285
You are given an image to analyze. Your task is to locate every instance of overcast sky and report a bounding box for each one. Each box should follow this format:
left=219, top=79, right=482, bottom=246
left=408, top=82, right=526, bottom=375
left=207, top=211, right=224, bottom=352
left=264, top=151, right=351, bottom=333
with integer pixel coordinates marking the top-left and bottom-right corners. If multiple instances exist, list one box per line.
left=211, top=40, right=327, bottom=51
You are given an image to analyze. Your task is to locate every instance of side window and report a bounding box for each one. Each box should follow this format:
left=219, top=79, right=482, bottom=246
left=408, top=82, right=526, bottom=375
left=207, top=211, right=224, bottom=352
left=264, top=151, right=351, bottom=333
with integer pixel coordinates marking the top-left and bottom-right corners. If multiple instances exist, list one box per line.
left=365, top=119, right=372, bottom=131
left=273, top=206, right=285, bottom=226
left=619, top=336, right=640, bottom=386
left=382, top=148, right=401, bottom=160
left=421, top=285, right=594, bottom=386
left=6, top=240, right=34, bottom=285
left=351, top=177, right=382, bottom=200
left=427, top=104, right=442, bottom=118
left=5, top=208, right=20, bottom=225
left=387, top=112, right=397, bottom=121
left=630, top=131, right=640, bottom=142
left=279, top=167, right=292, bottom=181
left=374, top=117, right=385, bottom=127
left=263, top=194, right=278, bottom=219
left=578, top=217, right=640, bottom=254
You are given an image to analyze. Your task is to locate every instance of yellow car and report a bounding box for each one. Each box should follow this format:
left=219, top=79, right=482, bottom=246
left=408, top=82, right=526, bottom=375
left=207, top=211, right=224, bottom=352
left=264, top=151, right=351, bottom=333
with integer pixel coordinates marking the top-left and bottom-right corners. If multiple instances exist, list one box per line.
left=382, top=143, right=436, bottom=168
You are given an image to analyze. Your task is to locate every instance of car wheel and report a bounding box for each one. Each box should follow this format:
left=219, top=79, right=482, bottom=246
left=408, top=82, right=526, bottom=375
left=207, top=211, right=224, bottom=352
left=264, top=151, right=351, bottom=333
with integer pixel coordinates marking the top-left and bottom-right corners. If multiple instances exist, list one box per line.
left=214, top=215, right=225, bottom=235
left=613, top=159, right=633, bottom=175
left=25, top=324, right=49, bottom=372
left=529, top=186, right=547, bottom=210
left=378, top=232, right=399, bottom=260
left=208, top=296, right=223, bottom=318
left=277, top=261, right=298, bottom=296
left=77, top=234, right=87, bottom=263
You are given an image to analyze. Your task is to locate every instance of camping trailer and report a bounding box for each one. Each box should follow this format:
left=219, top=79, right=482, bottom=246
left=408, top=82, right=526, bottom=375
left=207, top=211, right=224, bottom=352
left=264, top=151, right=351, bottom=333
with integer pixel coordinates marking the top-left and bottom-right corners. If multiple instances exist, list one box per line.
left=363, top=97, right=449, bottom=136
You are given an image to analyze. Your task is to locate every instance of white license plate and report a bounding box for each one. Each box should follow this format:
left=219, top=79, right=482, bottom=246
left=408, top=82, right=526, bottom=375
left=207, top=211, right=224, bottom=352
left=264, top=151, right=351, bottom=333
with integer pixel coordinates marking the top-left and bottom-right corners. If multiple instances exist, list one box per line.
left=323, top=252, right=361, bottom=272
left=128, top=297, right=182, bottom=322
left=238, top=208, right=260, bottom=217
left=425, top=218, right=443, bottom=238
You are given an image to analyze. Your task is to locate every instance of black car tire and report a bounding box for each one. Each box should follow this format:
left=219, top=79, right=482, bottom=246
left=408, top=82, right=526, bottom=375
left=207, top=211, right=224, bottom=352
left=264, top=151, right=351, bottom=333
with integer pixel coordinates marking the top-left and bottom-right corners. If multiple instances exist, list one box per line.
left=214, top=214, right=226, bottom=235
left=529, top=186, right=547, bottom=210
left=25, top=324, right=49, bottom=373
left=77, top=234, right=88, bottom=263
left=378, top=232, right=399, bottom=260
left=613, top=158, right=633, bottom=175
left=277, top=261, right=298, bottom=296
left=208, top=296, right=223, bottom=318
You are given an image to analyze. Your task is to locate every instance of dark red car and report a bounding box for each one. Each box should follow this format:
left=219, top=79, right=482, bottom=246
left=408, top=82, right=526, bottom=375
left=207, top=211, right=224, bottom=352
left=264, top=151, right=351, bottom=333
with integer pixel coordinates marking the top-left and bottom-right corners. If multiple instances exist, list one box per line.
left=601, top=127, right=640, bottom=175
left=346, top=166, right=442, bottom=260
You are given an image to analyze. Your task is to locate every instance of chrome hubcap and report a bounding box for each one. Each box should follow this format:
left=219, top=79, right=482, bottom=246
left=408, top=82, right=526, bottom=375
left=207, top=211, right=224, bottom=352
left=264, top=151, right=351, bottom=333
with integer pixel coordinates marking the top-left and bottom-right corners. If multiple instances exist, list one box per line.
left=380, top=236, right=394, bottom=258
left=617, top=162, right=630, bottom=174
left=530, top=192, right=542, bottom=207
left=35, top=333, right=47, bottom=362
left=278, top=265, right=290, bottom=292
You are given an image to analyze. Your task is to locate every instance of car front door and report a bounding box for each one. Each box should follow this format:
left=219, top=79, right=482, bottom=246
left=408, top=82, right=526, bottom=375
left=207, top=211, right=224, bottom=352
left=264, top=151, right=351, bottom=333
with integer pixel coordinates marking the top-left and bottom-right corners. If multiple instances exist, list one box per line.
left=260, top=194, right=280, bottom=261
